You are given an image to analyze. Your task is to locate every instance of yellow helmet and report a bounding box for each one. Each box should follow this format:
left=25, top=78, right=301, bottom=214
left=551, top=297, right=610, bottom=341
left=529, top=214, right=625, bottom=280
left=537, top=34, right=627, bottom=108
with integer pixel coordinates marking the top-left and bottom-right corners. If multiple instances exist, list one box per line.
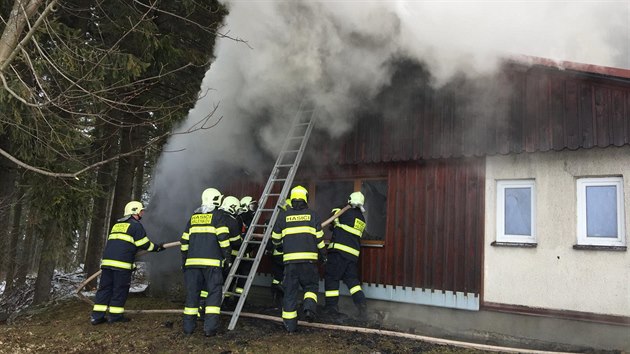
left=290, top=185, right=308, bottom=203
left=124, top=201, right=145, bottom=216
left=220, top=196, right=240, bottom=215
left=202, top=188, right=223, bottom=207
left=348, top=191, right=365, bottom=208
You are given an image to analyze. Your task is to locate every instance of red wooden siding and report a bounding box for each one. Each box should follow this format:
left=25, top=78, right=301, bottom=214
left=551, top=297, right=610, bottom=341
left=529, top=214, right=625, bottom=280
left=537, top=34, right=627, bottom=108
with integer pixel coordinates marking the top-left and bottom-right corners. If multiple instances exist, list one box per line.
left=340, top=64, right=630, bottom=164
left=226, top=158, right=485, bottom=295
left=357, top=158, right=485, bottom=295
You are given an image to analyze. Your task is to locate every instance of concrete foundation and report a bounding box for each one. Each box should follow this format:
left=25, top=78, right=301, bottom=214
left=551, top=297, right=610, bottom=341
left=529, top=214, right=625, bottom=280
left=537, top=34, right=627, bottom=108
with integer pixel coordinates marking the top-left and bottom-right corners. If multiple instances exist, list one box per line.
left=247, top=285, right=630, bottom=352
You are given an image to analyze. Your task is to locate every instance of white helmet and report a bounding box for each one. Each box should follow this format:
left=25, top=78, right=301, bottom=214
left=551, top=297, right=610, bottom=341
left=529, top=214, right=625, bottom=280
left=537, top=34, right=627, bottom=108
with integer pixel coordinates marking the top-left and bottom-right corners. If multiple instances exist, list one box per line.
left=348, top=191, right=365, bottom=208
left=123, top=201, right=145, bottom=216
left=239, top=196, right=257, bottom=214
left=220, top=196, right=240, bottom=215
left=201, top=188, right=223, bottom=208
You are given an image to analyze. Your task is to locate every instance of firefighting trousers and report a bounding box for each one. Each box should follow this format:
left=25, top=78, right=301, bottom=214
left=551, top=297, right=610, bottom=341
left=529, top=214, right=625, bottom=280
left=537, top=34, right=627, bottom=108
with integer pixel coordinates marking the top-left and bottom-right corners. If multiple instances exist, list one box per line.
left=324, top=252, right=365, bottom=309
left=183, top=267, right=223, bottom=334
left=91, top=268, right=132, bottom=321
left=282, top=262, right=319, bottom=332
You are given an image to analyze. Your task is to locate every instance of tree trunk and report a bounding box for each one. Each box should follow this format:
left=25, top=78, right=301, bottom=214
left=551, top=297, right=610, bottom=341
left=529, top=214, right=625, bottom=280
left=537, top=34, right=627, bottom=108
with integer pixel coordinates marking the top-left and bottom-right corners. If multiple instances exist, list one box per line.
left=32, top=222, right=59, bottom=305
left=83, top=122, right=118, bottom=289
left=14, top=213, right=35, bottom=289
left=132, top=149, right=145, bottom=201
left=0, top=133, right=17, bottom=282
left=0, top=0, right=46, bottom=68
left=76, top=217, right=90, bottom=266
left=109, top=126, right=136, bottom=229
left=4, top=185, right=24, bottom=293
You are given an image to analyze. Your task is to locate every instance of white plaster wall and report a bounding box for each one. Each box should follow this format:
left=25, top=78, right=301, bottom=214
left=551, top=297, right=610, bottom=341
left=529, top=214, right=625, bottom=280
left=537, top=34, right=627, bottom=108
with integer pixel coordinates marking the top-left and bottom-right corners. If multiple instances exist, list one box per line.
left=484, top=146, right=630, bottom=317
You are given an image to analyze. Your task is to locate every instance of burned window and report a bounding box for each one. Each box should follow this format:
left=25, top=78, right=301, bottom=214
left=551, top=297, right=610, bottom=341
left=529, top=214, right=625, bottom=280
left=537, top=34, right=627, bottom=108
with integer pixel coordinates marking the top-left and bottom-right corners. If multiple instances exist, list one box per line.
left=314, top=180, right=354, bottom=219
left=361, top=179, right=387, bottom=242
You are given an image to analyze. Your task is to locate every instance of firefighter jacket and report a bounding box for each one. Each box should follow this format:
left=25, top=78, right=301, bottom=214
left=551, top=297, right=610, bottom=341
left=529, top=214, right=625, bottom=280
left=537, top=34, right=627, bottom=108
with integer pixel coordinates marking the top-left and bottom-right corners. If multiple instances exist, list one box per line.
left=180, top=208, right=231, bottom=268
left=328, top=205, right=366, bottom=260
left=272, top=201, right=324, bottom=263
left=101, top=216, right=157, bottom=271
left=217, top=209, right=243, bottom=257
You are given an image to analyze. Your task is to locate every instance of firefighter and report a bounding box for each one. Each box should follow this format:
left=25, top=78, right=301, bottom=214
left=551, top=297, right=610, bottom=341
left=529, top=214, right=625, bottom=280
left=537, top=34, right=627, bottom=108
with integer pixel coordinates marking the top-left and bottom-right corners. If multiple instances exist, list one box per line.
left=238, top=196, right=257, bottom=233
left=218, top=196, right=245, bottom=308
left=323, top=191, right=368, bottom=319
left=91, top=201, right=164, bottom=325
left=267, top=199, right=290, bottom=308
left=181, top=188, right=231, bottom=336
left=272, top=186, right=325, bottom=333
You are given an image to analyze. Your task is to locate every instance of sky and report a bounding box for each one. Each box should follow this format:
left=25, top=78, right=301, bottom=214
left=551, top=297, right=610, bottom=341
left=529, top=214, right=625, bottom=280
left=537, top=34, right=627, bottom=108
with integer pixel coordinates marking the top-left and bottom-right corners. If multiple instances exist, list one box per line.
left=144, top=0, right=630, bottom=277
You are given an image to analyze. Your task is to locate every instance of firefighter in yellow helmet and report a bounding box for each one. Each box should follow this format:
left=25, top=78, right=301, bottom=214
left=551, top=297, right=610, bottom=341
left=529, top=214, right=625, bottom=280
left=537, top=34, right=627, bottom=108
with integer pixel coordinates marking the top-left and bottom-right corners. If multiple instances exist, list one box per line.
left=91, top=201, right=164, bottom=325
left=323, top=191, right=368, bottom=319
left=272, top=186, right=325, bottom=333
left=180, top=188, right=230, bottom=336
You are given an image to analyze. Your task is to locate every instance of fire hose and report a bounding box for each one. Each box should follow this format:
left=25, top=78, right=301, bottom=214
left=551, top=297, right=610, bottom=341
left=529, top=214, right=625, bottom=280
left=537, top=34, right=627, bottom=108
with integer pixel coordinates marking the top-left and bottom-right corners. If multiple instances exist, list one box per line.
left=76, top=204, right=351, bottom=302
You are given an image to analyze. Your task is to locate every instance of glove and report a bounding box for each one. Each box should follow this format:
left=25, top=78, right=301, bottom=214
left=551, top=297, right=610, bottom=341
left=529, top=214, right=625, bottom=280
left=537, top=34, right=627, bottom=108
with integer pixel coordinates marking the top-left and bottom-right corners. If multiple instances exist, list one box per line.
left=224, top=256, right=233, bottom=269
left=319, top=251, right=327, bottom=264
left=154, top=243, right=165, bottom=252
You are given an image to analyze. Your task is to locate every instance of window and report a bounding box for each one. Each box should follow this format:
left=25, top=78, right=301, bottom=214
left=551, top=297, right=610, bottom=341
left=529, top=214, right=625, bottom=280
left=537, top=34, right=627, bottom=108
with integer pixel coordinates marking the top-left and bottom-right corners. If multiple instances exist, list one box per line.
left=577, top=177, right=625, bottom=247
left=361, top=179, right=387, bottom=242
left=312, top=178, right=388, bottom=245
left=496, top=180, right=536, bottom=243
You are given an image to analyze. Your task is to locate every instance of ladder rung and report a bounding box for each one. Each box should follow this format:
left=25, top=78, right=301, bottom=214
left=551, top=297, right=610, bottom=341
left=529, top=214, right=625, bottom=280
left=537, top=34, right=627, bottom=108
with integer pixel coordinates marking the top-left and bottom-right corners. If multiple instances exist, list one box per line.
left=281, top=150, right=299, bottom=154
left=250, top=233, right=265, bottom=238
left=240, top=257, right=255, bottom=262
left=258, top=208, right=274, bottom=212
left=272, top=178, right=287, bottom=182
left=276, top=164, right=293, bottom=168
left=246, top=239, right=262, bottom=244
left=232, top=275, right=248, bottom=279
left=224, top=291, right=241, bottom=297
left=267, top=193, right=282, bottom=196
left=295, top=122, right=310, bottom=126
left=250, top=224, right=268, bottom=228
left=288, top=136, right=305, bottom=140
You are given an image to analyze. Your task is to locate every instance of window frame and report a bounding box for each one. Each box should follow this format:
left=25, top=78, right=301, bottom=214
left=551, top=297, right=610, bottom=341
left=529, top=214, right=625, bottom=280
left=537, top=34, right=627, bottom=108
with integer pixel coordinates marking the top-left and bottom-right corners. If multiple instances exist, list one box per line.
left=576, top=177, right=626, bottom=247
left=496, top=179, right=537, bottom=244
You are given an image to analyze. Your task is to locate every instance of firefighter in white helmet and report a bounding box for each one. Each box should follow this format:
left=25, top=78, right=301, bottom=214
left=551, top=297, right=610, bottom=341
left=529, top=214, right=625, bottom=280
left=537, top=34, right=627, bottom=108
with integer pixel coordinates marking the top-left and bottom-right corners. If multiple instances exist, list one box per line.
left=323, top=191, right=368, bottom=319
left=180, top=188, right=230, bottom=336
left=217, top=196, right=246, bottom=309
left=272, top=185, right=325, bottom=333
left=91, top=201, right=164, bottom=325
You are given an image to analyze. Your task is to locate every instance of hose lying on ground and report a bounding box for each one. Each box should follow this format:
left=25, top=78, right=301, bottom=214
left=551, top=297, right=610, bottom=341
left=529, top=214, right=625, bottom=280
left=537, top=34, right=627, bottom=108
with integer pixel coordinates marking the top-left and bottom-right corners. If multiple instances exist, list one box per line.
left=120, top=308, right=568, bottom=354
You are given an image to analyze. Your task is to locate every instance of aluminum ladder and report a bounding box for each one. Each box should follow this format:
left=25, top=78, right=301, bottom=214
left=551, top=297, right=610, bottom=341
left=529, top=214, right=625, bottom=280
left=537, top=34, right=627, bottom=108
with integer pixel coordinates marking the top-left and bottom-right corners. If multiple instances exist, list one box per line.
left=222, top=103, right=317, bottom=330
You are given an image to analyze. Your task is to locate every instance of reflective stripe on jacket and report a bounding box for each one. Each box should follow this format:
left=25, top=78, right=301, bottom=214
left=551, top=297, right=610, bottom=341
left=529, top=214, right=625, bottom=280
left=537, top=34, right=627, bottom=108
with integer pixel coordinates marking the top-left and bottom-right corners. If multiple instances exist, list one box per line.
left=101, top=217, right=156, bottom=270
left=327, top=206, right=365, bottom=260
left=181, top=210, right=230, bottom=268
left=272, top=202, right=324, bottom=263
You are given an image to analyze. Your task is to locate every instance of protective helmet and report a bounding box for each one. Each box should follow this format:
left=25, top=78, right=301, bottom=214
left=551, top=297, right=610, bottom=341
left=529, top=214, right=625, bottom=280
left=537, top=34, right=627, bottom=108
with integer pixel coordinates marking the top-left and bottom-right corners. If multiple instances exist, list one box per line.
left=201, top=188, right=223, bottom=207
left=220, top=196, right=240, bottom=215
left=290, top=185, right=308, bottom=203
left=348, top=191, right=365, bottom=208
left=124, top=201, right=145, bottom=216
left=239, top=196, right=257, bottom=214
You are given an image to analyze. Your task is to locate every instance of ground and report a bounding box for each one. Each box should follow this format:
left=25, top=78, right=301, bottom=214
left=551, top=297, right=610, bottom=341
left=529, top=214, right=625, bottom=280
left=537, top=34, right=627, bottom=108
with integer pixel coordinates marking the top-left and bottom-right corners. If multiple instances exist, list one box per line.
left=0, top=294, right=488, bottom=354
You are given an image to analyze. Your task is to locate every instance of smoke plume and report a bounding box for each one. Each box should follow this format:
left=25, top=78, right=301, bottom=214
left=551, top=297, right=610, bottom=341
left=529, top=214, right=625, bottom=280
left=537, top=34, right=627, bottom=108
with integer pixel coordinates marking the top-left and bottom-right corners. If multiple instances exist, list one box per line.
left=145, top=1, right=630, bottom=290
